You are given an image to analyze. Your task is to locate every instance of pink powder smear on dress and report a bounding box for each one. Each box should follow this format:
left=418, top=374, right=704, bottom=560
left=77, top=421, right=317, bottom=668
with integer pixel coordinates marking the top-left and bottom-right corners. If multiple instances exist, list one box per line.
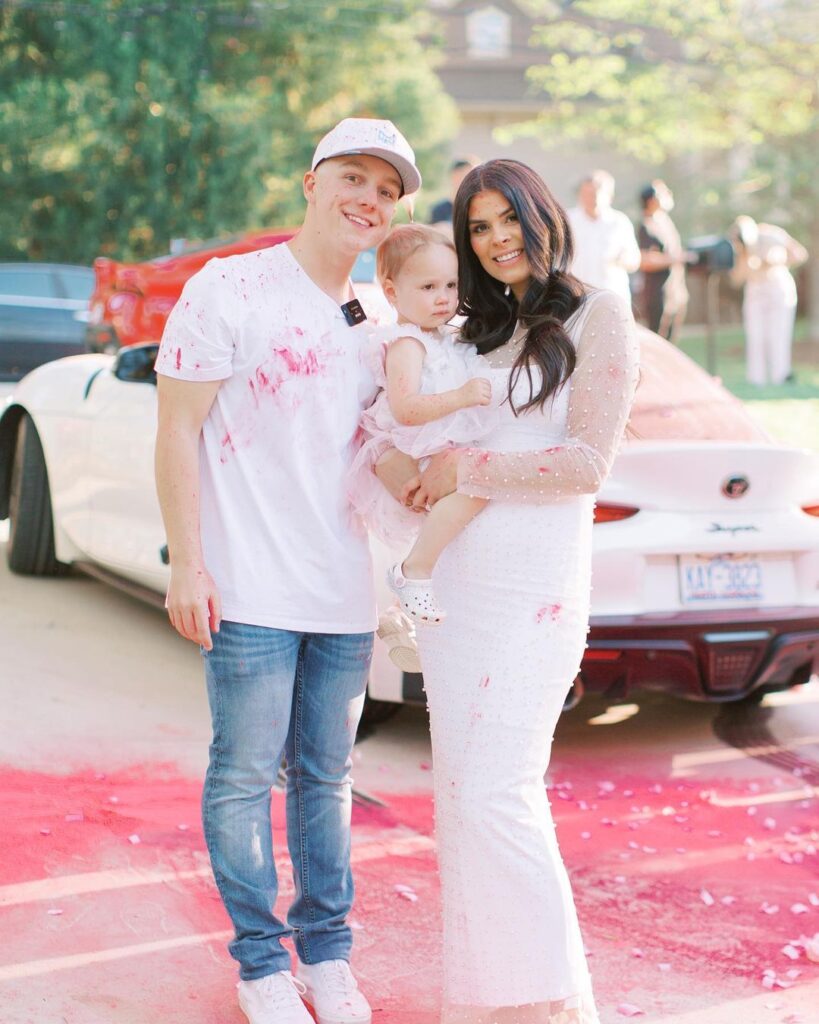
left=535, top=603, right=562, bottom=623
left=175, top=348, right=182, bottom=370
left=479, top=675, right=490, bottom=688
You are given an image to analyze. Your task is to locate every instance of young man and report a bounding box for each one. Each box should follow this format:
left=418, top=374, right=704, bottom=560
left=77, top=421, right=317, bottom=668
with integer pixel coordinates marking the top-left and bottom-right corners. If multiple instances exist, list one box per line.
left=154, top=118, right=421, bottom=1024
left=567, top=170, right=640, bottom=306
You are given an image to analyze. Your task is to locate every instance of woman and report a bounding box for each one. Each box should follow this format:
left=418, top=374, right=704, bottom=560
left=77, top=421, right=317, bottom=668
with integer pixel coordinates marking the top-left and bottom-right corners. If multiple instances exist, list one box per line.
left=407, top=160, right=639, bottom=1023
left=730, top=215, right=808, bottom=386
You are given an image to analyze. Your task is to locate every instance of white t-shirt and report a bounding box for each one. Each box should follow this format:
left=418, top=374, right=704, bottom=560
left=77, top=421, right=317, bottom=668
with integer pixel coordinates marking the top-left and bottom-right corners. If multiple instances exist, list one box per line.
left=155, top=242, right=379, bottom=633
left=568, top=206, right=640, bottom=305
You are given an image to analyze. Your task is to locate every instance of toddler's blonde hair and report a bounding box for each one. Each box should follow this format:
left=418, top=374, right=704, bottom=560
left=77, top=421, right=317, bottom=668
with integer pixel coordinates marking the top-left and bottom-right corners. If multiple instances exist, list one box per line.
left=376, top=224, right=456, bottom=285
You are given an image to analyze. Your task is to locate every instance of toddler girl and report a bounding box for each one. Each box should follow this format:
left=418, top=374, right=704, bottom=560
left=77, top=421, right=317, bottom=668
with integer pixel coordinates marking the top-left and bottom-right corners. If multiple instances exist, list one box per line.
left=349, top=225, right=498, bottom=630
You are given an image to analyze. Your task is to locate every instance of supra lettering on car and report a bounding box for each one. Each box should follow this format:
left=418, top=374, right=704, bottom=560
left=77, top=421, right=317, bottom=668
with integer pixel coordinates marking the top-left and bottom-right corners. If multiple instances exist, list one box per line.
left=706, top=523, right=760, bottom=534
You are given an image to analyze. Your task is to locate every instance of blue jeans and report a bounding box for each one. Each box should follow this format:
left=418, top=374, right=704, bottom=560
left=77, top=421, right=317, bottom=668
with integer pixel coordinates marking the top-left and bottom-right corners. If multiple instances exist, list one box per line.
left=201, top=621, right=373, bottom=980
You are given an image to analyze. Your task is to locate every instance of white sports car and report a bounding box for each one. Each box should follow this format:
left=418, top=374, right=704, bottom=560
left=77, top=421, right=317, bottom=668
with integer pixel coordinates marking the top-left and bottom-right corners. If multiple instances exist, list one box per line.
left=2, top=331, right=818, bottom=727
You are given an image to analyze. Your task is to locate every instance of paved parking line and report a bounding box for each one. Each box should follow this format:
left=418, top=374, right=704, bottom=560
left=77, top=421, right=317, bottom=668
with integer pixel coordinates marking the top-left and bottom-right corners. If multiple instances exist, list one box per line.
left=0, top=929, right=235, bottom=981
left=0, top=831, right=435, bottom=909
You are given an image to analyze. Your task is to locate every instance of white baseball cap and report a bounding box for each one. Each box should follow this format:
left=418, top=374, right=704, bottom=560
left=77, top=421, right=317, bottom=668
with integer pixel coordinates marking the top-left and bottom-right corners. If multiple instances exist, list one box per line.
left=311, top=118, right=422, bottom=197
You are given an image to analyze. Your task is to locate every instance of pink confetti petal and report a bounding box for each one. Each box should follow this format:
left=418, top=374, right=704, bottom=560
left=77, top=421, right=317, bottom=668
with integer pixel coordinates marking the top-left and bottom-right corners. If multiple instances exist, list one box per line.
left=46, top=908, right=63, bottom=916
left=803, top=934, right=819, bottom=963
left=64, top=812, right=83, bottom=823
left=700, top=889, right=715, bottom=906
left=763, top=816, right=777, bottom=830
left=616, top=1003, right=644, bottom=1017
left=39, top=828, right=51, bottom=836
left=127, top=834, right=141, bottom=845
left=177, top=823, right=189, bottom=831
left=781, top=944, right=801, bottom=960
left=790, top=903, right=809, bottom=915
left=657, top=963, right=671, bottom=972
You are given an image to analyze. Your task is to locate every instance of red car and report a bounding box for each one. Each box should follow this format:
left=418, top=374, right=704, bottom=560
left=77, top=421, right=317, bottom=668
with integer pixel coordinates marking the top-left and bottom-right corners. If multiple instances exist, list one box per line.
left=85, top=229, right=390, bottom=352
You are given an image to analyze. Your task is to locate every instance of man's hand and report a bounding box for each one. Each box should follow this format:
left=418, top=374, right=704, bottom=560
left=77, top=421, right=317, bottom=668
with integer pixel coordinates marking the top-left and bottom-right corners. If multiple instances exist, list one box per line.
left=374, top=448, right=421, bottom=506
left=166, top=564, right=222, bottom=650
left=412, top=449, right=461, bottom=509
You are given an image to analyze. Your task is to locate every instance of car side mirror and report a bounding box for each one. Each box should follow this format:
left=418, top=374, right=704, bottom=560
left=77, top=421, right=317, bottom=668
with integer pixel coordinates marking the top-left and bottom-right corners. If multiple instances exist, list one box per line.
left=113, top=343, right=159, bottom=385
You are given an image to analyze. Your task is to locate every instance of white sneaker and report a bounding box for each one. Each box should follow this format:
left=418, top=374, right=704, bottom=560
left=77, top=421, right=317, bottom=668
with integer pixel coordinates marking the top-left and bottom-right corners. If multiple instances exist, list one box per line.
left=296, top=959, right=372, bottom=1024
left=237, top=970, right=313, bottom=1024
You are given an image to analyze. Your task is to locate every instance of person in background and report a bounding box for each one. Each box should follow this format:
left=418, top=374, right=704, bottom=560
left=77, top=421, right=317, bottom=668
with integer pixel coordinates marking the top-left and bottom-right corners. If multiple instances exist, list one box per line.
left=567, top=169, right=640, bottom=306
left=730, top=215, right=808, bottom=386
left=428, top=157, right=481, bottom=235
left=637, top=180, right=695, bottom=341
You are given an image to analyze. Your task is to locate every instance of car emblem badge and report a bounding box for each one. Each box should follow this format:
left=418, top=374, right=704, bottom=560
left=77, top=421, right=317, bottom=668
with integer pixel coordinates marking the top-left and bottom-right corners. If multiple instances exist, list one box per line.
left=722, top=475, right=750, bottom=499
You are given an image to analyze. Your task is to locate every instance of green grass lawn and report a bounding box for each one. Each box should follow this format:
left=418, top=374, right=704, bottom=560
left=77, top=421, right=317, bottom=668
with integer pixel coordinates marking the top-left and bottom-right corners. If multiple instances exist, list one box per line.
left=677, top=320, right=819, bottom=452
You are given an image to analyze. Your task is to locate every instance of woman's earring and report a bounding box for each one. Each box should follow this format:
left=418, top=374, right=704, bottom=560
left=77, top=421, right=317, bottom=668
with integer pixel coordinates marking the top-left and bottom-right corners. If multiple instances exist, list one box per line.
left=504, top=284, right=511, bottom=297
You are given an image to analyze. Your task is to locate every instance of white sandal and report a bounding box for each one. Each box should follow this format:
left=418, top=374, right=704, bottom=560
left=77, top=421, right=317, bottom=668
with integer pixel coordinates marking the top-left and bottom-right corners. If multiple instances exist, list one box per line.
left=386, top=563, right=446, bottom=625
left=376, top=606, right=422, bottom=673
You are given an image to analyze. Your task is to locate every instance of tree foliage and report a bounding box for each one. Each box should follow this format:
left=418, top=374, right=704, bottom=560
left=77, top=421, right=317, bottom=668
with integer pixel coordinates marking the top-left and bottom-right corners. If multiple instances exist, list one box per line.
left=0, top=0, right=456, bottom=262
left=514, top=0, right=817, bottom=225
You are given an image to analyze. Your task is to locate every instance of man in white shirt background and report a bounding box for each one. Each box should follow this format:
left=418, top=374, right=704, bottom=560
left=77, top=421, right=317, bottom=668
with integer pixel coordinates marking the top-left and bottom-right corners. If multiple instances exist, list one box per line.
left=568, top=170, right=641, bottom=306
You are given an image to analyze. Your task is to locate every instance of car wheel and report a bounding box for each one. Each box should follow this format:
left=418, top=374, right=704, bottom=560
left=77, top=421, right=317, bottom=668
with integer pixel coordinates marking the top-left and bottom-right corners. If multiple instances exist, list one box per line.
left=7, top=414, right=67, bottom=576
left=356, top=694, right=402, bottom=740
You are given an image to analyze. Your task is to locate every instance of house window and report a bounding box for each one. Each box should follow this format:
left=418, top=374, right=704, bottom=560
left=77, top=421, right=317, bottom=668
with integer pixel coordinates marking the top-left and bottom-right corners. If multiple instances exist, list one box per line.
left=466, top=7, right=510, bottom=59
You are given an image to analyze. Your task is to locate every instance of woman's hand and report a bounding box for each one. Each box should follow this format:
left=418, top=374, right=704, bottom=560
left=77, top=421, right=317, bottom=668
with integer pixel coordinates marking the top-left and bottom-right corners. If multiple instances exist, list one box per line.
left=375, top=448, right=421, bottom=506
left=412, top=449, right=462, bottom=509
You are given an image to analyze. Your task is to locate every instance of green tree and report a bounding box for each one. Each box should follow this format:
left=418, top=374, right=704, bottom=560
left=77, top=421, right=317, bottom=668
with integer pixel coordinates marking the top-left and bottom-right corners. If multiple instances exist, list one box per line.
left=512, top=0, right=819, bottom=334
left=0, top=0, right=456, bottom=263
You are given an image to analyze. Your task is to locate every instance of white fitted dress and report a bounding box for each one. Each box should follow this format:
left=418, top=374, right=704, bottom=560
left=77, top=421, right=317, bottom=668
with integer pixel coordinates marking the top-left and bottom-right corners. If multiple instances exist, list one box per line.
left=417, top=290, right=639, bottom=1024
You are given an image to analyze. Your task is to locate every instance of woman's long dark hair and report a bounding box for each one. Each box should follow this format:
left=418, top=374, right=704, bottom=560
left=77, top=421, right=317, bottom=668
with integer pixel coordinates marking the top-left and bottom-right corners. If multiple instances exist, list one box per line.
left=453, top=159, right=586, bottom=414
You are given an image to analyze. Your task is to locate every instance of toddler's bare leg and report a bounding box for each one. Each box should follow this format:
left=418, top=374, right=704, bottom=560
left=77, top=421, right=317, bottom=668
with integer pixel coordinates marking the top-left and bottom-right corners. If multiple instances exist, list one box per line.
left=403, top=493, right=487, bottom=579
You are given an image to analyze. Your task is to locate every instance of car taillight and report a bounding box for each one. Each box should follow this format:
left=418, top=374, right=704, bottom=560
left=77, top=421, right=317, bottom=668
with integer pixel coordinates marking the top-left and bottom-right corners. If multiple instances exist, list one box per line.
left=803, top=505, right=819, bottom=517
left=593, top=503, right=639, bottom=524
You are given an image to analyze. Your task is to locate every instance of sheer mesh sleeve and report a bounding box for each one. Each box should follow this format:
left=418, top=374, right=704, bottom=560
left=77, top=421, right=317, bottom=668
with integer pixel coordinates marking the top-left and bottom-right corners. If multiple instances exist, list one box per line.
left=457, top=291, right=639, bottom=503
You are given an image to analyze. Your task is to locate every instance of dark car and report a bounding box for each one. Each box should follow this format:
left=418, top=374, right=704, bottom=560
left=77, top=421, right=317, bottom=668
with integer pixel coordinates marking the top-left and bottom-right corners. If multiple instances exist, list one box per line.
left=0, top=263, right=95, bottom=382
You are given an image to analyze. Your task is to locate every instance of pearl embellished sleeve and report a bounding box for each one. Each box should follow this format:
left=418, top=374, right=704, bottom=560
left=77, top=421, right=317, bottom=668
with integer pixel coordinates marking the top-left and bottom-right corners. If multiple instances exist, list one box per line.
left=456, top=291, right=639, bottom=503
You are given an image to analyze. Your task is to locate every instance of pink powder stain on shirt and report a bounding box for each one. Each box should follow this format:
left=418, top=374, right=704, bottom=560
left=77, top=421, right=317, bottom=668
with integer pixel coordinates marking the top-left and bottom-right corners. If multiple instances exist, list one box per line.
left=537, top=466, right=551, bottom=474
left=535, top=603, right=562, bottom=624
left=274, top=346, right=323, bottom=377
left=175, top=348, right=182, bottom=371
left=219, top=431, right=237, bottom=465
left=254, top=366, right=284, bottom=396
left=474, top=451, right=492, bottom=467
left=479, top=675, right=491, bottom=689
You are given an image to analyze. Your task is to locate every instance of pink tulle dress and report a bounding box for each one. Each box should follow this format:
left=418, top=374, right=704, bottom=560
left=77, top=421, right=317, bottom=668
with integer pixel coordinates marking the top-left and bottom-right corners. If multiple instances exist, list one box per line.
left=348, top=322, right=500, bottom=547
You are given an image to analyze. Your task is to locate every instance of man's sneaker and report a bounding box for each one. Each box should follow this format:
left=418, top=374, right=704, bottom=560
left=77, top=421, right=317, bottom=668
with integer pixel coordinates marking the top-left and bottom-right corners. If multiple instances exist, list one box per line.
left=237, top=970, right=313, bottom=1024
left=296, top=958, right=372, bottom=1024
left=376, top=605, right=421, bottom=673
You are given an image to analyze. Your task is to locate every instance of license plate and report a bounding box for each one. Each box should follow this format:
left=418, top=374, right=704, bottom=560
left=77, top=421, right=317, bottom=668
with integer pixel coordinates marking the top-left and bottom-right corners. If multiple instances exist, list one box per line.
left=679, top=553, right=764, bottom=605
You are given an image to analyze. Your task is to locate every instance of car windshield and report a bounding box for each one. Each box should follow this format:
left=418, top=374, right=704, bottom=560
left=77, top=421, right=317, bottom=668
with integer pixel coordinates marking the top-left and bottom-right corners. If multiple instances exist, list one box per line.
left=57, top=267, right=95, bottom=301
left=0, top=266, right=57, bottom=299
left=627, top=329, right=768, bottom=443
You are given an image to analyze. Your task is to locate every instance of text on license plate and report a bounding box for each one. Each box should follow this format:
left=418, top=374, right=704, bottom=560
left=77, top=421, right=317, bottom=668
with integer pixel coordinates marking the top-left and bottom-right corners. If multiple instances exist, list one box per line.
left=679, top=554, right=763, bottom=604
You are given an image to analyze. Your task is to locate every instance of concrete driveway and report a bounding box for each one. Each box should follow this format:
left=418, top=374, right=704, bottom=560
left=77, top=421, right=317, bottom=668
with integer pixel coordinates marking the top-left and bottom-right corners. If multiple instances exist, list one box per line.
left=1, top=533, right=817, bottom=1024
